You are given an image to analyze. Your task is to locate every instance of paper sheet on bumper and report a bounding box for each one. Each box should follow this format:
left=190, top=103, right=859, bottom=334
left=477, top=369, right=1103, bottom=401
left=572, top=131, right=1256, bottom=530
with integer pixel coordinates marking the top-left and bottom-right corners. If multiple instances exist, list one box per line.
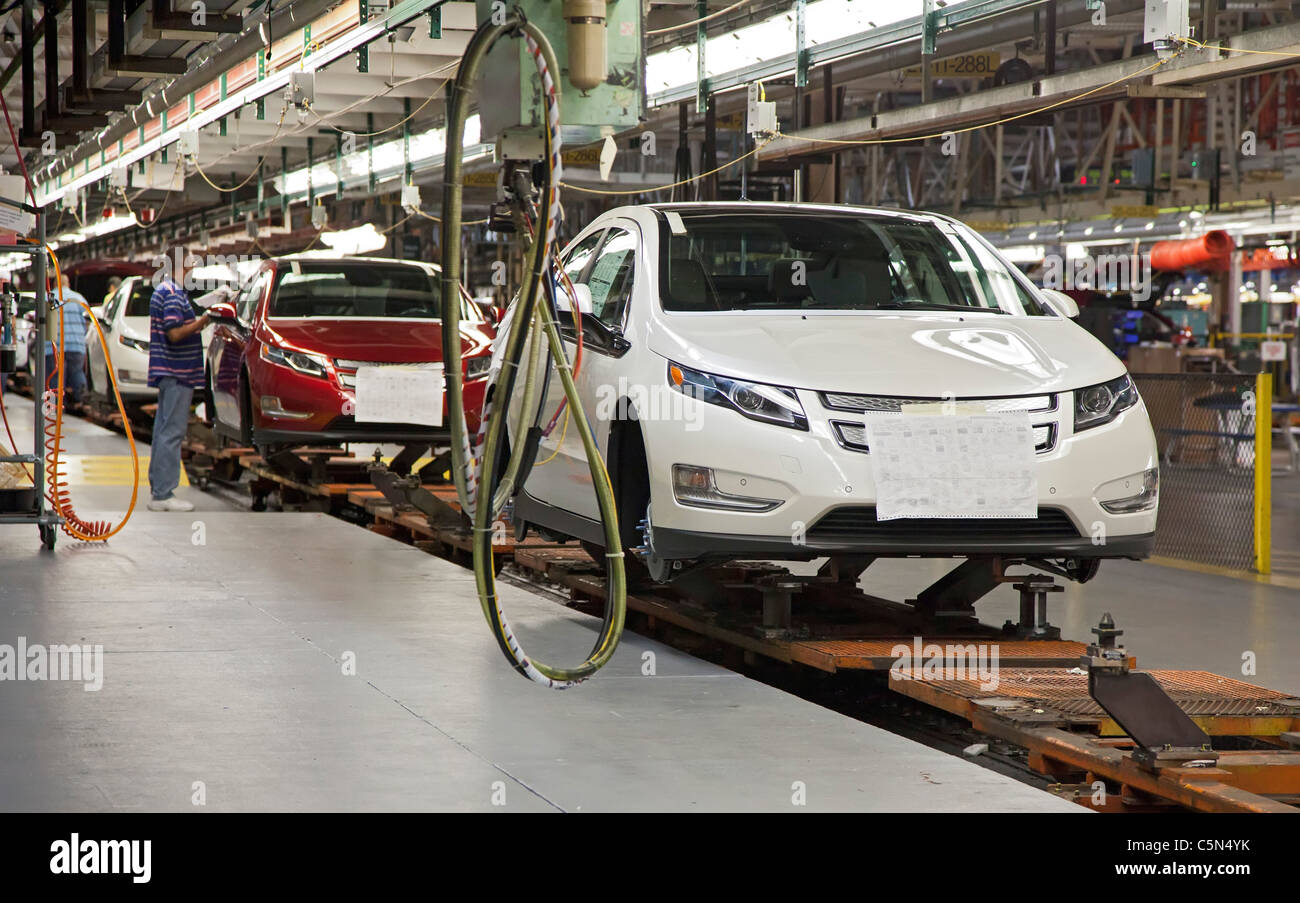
left=354, top=364, right=444, bottom=426
left=863, top=411, right=1037, bottom=519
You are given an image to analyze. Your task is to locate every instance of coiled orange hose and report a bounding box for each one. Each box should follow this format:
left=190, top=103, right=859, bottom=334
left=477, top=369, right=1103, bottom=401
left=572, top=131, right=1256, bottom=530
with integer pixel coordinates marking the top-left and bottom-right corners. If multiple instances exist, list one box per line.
left=41, top=245, right=139, bottom=541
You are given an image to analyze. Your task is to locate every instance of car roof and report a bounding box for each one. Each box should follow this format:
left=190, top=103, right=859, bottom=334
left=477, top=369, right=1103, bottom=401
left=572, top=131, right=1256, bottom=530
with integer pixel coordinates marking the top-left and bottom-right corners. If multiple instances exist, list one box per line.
left=642, top=200, right=954, bottom=224
left=272, top=254, right=441, bottom=274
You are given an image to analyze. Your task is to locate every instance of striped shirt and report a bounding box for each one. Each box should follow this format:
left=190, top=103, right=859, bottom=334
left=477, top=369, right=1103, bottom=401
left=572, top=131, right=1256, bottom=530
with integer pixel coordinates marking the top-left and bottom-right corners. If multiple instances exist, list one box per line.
left=148, top=280, right=204, bottom=388
left=43, top=289, right=89, bottom=355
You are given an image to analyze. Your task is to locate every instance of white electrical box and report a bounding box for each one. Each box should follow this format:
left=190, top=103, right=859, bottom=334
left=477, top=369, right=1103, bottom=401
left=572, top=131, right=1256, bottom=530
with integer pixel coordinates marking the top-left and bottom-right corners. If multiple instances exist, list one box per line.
left=178, top=130, right=200, bottom=157
left=496, top=130, right=546, bottom=163
left=1144, top=0, right=1190, bottom=54
left=311, top=205, right=328, bottom=229
left=401, top=184, right=421, bottom=212
left=0, top=174, right=33, bottom=235
left=290, top=71, right=315, bottom=108
left=747, top=83, right=778, bottom=139
left=109, top=167, right=129, bottom=188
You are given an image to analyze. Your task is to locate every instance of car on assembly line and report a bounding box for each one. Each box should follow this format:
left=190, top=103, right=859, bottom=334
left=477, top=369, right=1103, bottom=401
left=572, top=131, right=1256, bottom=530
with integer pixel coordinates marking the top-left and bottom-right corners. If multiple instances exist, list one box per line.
left=502, top=202, right=1160, bottom=582
left=204, top=255, right=493, bottom=454
left=85, top=275, right=215, bottom=402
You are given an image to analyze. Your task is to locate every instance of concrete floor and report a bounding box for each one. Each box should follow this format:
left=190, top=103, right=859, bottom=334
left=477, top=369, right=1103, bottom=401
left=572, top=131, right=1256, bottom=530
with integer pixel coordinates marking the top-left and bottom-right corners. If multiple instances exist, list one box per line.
left=1, top=401, right=1080, bottom=812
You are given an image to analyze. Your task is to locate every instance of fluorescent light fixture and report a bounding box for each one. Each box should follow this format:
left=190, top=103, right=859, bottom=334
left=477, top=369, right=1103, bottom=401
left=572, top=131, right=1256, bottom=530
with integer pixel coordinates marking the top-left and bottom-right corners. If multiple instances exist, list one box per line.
left=319, top=223, right=387, bottom=256
left=273, top=115, right=483, bottom=198
left=646, top=0, right=922, bottom=95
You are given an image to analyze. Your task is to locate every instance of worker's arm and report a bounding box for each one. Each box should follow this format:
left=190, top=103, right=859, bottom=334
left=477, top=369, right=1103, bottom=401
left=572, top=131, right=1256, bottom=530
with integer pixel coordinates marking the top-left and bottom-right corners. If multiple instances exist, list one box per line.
left=165, top=312, right=209, bottom=343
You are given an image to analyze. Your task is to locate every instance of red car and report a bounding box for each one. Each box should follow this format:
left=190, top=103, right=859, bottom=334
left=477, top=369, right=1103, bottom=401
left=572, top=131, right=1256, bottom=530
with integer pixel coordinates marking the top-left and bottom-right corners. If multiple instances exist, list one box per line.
left=204, top=256, right=493, bottom=453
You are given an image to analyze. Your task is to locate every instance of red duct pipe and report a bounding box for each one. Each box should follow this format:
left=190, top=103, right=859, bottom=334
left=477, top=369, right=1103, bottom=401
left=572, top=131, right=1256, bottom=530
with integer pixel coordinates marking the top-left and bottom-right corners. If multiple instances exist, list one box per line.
left=1149, top=230, right=1235, bottom=272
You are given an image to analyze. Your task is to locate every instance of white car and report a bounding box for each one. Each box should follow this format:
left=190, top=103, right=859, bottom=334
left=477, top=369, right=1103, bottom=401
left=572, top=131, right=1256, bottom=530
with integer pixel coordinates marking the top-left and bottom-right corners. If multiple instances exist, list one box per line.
left=502, top=202, right=1158, bottom=582
left=86, top=275, right=212, bottom=402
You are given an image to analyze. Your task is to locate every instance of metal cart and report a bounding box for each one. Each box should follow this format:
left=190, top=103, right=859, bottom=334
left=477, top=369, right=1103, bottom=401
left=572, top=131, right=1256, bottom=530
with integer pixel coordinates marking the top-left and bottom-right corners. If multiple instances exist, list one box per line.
left=0, top=194, right=62, bottom=549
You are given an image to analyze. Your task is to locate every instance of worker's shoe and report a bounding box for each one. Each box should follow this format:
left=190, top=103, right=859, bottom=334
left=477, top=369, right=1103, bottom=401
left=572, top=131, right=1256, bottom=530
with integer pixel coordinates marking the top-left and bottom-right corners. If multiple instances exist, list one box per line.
left=147, top=497, right=195, bottom=512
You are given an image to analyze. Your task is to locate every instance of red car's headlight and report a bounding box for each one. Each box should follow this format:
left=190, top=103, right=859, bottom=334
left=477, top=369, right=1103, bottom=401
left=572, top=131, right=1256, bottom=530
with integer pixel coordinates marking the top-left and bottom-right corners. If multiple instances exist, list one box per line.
left=259, top=342, right=331, bottom=378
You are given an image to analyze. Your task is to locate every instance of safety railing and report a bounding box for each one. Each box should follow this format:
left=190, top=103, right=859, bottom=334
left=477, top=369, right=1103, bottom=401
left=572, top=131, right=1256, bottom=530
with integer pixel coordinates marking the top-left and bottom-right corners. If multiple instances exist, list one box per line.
left=1130, top=372, right=1272, bottom=573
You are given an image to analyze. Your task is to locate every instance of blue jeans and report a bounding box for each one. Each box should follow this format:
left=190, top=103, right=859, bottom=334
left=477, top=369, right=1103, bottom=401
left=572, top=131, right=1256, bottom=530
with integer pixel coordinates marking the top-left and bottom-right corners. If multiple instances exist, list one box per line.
left=45, top=351, right=87, bottom=402
left=149, top=377, right=194, bottom=501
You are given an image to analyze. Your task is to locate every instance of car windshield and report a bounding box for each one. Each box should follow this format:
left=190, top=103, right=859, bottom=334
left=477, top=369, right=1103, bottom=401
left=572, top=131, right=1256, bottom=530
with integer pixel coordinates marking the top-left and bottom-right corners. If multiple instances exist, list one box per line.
left=659, top=210, right=1048, bottom=316
left=268, top=262, right=441, bottom=318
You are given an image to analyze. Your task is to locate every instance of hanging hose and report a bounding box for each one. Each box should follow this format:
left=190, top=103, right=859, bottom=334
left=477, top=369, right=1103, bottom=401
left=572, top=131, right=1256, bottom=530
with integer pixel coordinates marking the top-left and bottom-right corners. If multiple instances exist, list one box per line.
left=441, top=11, right=626, bottom=688
left=0, top=85, right=140, bottom=542
left=41, top=245, right=141, bottom=541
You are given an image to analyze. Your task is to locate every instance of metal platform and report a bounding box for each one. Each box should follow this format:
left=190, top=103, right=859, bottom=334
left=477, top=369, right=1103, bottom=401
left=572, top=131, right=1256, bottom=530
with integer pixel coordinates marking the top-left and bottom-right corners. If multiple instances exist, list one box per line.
left=890, top=668, right=1300, bottom=736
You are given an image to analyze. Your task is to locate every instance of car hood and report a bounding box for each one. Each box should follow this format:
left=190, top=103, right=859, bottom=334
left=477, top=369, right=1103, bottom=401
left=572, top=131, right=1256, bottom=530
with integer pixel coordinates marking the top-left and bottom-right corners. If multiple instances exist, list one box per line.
left=647, top=312, right=1125, bottom=396
left=263, top=318, right=492, bottom=363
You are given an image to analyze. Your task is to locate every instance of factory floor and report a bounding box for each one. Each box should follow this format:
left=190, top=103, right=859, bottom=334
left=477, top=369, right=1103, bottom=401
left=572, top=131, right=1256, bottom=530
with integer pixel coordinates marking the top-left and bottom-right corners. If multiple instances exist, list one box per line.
left=0, top=399, right=1076, bottom=812
left=2, top=394, right=1298, bottom=812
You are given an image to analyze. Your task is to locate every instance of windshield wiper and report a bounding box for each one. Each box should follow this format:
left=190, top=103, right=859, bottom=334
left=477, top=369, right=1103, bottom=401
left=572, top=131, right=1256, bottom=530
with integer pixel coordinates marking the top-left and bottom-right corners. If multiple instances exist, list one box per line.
left=871, top=301, right=1009, bottom=314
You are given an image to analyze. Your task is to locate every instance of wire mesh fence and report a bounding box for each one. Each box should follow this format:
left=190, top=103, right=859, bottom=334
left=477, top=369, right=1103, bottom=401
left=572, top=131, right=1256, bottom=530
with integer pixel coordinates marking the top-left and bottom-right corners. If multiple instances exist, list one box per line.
left=1131, top=372, right=1261, bottom=571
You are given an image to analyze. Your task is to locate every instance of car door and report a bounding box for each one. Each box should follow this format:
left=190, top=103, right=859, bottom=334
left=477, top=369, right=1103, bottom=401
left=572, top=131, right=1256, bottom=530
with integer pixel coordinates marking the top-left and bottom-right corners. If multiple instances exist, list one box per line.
left=210, top=269, right=268, bottom=433
left=87, top=278, right=127, bottom=391
left=535, top=222, right=641, bottom=520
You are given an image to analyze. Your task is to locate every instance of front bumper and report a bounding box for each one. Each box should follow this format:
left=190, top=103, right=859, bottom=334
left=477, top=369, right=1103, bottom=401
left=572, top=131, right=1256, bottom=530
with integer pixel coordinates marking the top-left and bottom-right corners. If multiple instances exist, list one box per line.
left=250, top=360, right=487, bottom=441
left=644, top=387, right=1160, bottom=562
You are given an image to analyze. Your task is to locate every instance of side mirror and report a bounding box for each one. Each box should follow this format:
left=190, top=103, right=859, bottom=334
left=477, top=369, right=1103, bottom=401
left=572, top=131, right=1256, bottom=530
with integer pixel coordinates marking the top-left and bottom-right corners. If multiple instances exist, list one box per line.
left=472, top=298, right=500, bottom=325
left=1040, top=289, right=1080, bottom=319
left=207, top=301, right=238, bottom=324
left=556, top=282, right=593, bottom=314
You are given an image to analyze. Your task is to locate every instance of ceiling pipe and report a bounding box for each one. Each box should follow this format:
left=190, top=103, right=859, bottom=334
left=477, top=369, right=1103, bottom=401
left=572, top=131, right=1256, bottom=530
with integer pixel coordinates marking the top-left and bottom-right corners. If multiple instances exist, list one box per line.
left=44, top=0, right=341, bottom=181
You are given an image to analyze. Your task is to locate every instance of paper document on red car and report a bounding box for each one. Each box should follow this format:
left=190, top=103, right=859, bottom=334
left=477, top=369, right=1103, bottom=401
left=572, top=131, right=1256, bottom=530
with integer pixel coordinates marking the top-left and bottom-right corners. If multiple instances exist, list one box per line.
left=354, top=364, right=444, bottom=426
left=863, top=409, right=1037, bottom=520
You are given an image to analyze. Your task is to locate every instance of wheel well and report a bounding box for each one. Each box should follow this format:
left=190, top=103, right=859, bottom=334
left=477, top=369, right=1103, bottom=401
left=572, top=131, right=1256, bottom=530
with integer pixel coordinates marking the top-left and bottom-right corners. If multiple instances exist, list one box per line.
left=238, top=366, right=254, bottom=444
left=606, top=401, right=650, bottom=551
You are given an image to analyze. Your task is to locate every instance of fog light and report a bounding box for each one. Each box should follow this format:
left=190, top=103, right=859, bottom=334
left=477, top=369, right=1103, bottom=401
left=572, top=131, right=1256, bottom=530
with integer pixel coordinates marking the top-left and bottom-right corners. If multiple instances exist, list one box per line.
left=671, top=464, right=782, bottom=512
left=260, top=396, right=312, bottom=420
left=1099, top=468, right=1159, bottom=513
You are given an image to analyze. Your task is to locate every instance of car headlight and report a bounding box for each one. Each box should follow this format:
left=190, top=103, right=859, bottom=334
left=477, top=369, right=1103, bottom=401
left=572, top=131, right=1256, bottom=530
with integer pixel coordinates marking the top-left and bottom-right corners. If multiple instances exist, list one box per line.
left=118, top=334, right=149, bottom=353
left=1074, top=374, right=1139, bottom=431
left=466, top=355, right=491, bottom=381
left=668, top=361, right=808, bottom=430
left=259, top=342, right=331, bottom=378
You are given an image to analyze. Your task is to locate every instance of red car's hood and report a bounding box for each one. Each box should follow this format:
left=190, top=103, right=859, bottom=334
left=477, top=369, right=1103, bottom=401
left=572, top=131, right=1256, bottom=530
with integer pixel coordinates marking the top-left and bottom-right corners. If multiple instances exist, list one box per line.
left=263, top=317, right=492, bottom=362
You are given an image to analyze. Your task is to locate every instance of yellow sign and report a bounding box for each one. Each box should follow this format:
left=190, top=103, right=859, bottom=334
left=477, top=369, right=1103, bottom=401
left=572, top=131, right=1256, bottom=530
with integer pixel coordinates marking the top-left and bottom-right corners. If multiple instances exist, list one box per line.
left=563, top=145, right=603, bottom=166
left=463, top=170, right=498, bottom=188
left=1111, top=205, right=1160, bottom=219
left=904, top=52, right=1000, bottom=79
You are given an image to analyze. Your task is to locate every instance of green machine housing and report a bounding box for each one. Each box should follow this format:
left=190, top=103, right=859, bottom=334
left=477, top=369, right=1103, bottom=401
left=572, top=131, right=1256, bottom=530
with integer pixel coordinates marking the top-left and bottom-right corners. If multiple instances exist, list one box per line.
left=474, top=0, right=645, bottom=149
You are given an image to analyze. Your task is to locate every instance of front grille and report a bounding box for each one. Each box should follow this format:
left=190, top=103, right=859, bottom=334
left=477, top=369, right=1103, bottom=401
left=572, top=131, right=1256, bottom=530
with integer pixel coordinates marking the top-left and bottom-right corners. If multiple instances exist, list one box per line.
left=806, top=506, right=1081, bottom=544
left=832, top=420, right=1056, bottom=454
left=820, top=392, right=1055, bottom=414
left=334, top=360, right=439, bottom=389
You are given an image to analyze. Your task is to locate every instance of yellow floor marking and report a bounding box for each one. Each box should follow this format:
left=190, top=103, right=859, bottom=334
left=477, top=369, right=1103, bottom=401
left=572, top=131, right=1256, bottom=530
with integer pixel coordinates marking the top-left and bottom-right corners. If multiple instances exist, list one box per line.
left=52, top=454, right=187, bottom=488
left=1148, top=555, right=1300, bottom=590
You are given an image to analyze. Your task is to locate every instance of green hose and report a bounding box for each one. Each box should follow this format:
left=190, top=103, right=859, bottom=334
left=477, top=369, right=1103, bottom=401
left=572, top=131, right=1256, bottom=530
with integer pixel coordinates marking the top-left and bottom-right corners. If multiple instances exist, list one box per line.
left=440, top=12, right=626, bottom=687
